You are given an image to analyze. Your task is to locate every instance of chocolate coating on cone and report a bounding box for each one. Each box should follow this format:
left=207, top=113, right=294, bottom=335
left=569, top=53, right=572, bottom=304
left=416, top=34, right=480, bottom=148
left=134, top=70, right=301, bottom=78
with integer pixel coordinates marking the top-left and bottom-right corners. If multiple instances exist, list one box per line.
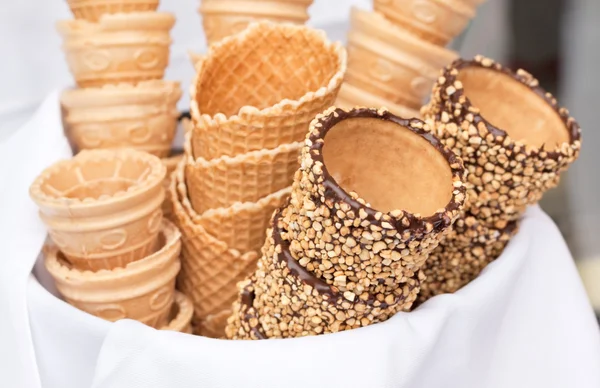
left=422, top=56, right=581, bottom=226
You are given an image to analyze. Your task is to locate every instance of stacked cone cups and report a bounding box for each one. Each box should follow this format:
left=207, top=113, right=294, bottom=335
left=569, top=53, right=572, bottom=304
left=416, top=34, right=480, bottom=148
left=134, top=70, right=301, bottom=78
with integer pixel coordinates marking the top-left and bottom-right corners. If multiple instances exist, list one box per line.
left=57, top=0, right=183, bottom=223
left=417, top=56, right=582, bottom=302
left=31, top=149, right=192, bottom=332
left=226, top=107, right=468, bottom=339
left=199, top=0, right=314, bottom=46
left=336, top=0, right=485, bottom=117
left=170, top=21, right=346, bottom=338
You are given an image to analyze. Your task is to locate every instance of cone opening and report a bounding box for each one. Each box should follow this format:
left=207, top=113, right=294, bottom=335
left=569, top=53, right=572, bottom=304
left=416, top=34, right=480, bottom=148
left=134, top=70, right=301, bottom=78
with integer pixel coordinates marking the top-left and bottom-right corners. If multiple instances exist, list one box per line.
left=321, top=117, right=453, bottom=216
left=196, top=23, right=342, bottom=117
left=457, top=66, right=570, bottom=149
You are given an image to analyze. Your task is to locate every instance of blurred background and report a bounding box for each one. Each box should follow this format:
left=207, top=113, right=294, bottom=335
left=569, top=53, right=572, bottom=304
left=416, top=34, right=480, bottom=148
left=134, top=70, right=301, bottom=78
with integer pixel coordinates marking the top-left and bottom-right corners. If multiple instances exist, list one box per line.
left=1, top=0, right=599, bottom=317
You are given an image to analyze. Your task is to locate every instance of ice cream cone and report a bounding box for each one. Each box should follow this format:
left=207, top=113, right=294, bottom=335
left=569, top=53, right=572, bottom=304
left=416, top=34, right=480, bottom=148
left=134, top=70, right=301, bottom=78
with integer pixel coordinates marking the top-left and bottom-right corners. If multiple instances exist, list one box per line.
left=185, top=131, right=301, bottom=212
left=199, top=0, right=314, bottom=46
left=61, top=81, right=182, bottom=158
left=373, top=0, right=475, bottom=46
left=160, top=151, right=183, bottom=220
left=161, top=291, right=194, bottom=333
left=422, top=56, right=581, bottom=226
left=190, top=21, right=346, bottom=159
left=336, top=82, right=422, bottom=119
left=67, top=0, right=159, bottom=22
left=227, top=107, right=468, bottom=339
left=57, top=12, right=175, bottom=87
left=343, top=8, right=458, bottom=110
left=169, top=161, right=260, bottom=337
left=30, top=149, right=166, bottom=271
left=44, top=219, right=181, bottom=328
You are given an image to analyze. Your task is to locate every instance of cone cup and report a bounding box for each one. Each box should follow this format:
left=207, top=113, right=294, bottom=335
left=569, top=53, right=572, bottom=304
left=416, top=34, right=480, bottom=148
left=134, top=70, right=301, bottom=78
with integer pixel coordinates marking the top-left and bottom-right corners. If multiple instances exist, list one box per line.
left=190, top=21, right=346, bottom=159
left=161, top=151, right=183, bottom=220
left=57, top=12, right=175, bottom=87
left=185, top=131, right=301, bottom=212
left=44, top=219, right=181, bottom=328
left=62, top=81, right=182, bottom=157
left=341, top=8, right=458, bottom=111
left=30, top=149, right=166, bottom=271
left=373, top=0, right=475, bottom=46
left=169, top=160, right=260, bottom=337
left=422, top=56, right=581, bottom=226
left=67, top=0, right=159, bottom=22
left=161, top=291, right=194, bottom=333
left=199, top=0, right=314, bottom=46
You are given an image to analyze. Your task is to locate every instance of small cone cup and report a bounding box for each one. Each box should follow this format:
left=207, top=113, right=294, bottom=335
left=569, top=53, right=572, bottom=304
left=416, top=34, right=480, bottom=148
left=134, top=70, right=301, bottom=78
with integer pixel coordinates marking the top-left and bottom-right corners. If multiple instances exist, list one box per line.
left=67, top=0, right=159, bottom=22
left=57, top=12, right=175, bottom=87
left=45, top=219, right=181, bottom=328
left=227, top=107, right=468, bottom=339
left=62, top=81, right=182, bottom=157
left=169, top=160, right=260, bottom=338
left=161, top=291, right=194, bottom=333
left=199, top=0, right=314, bottom=46
left=190, top=21, right=346, bottom=159
left=30, top=149, right=166, bottom=271
left=185, top=131, right=301, bottom=212
left=373, top=0, right=475, bottom=46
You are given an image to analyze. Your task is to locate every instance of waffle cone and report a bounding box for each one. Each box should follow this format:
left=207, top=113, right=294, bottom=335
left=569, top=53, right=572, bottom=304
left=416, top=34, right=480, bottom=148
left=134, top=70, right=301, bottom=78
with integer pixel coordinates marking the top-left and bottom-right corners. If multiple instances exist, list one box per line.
left=67, top=0, right=159, bottom=22
left=169, top=160, right=259, bottom=337
left=57, top=12, right=175, bottom=87
left=336, top=83, right=421, bottom=119
left=45, top=219, right=181, bottom=328
left=30, top=149, right=166, bottom=270
left=62, top=81, right=182, bottom=157
left=185, top=133, right=301, bottom=212
left=373, top=0, right=475, bottom=46
left=161, top=291, right=194, bottom=333
left=343, top=8, right=458, bottom=110
left=190, top=21, right=346, bottom=159
left=199, top=0, right=314, bottom=46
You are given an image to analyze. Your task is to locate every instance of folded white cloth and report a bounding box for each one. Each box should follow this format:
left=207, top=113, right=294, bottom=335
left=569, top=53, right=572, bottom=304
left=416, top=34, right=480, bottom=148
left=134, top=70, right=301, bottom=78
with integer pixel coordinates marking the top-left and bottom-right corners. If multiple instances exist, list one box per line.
left=29, top=207, right=597, bottom=388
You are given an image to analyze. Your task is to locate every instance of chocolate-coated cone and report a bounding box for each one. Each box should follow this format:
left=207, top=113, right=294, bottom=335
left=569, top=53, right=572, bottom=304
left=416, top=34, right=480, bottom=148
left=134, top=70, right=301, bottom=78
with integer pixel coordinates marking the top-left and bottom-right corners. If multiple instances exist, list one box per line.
left=45, top=219, right=181, bottom=328
left=30, top=149, right=166, bottom=271
left=67, top=0, right=159, bottom=22
left=61, top=81, right=182, bottom=158
left=199, top=0, right=314, bottom=46
left=57, top=12, right=175, bottom=87
left=190, top=21, right=346, bottom=159
left=373, top=0, right=475, bottom=46
left=169, top=160, right=259, bottom=338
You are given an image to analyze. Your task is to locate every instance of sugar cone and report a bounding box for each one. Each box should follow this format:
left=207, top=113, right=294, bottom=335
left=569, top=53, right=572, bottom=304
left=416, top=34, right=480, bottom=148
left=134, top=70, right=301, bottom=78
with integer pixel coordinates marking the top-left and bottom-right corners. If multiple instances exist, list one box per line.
left=336, top=83, right=421, bottom=119
left=185, top=131, right=301, bottom=212
left=45, top=219, right=181, bottom=328
left=62, top=81, right=182, bottom=158
left=67, top=0, right=159, bottom=22
left=169, top=161, right=259, bottom=337
left=57, top=12, right=175, bottom=87
left=190, top=21, right=346, bottom=159
left=30, top=149, right=166, bottom=271
left=340, top=8, right=458, bottom=111
left=161, top=291, right=194, bottom=333
left=199, top=0, right=314, bottom=46
left=373, top=0, right=475, bottom=46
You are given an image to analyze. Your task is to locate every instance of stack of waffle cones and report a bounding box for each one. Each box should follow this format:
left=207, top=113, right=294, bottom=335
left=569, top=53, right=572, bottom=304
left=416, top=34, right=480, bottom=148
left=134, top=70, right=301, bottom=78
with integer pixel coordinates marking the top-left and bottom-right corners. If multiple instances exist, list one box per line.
left=170, top=21, right=346, bottom=338
left=58, top=0, right=183, bottom=226
left=199, top=0, right=314, bottom=46
left=30, top=148, right=192, bottom=332
left=226, top=106, right=468, bottom=339
left=417, top=56, right=581, bottom=302
left=336, top=1, right=485, bottom=117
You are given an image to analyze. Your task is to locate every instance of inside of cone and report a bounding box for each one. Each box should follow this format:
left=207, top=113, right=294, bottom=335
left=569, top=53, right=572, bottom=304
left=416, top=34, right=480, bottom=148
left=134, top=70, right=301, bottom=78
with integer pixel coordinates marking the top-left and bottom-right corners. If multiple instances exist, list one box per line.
left=322, top=117, right=453, bottom=216
left=196, top=25, right=340, bottom=117
left=457, top=66, right=570, bottom=149
left=43, top=158, right=151, bottom=200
